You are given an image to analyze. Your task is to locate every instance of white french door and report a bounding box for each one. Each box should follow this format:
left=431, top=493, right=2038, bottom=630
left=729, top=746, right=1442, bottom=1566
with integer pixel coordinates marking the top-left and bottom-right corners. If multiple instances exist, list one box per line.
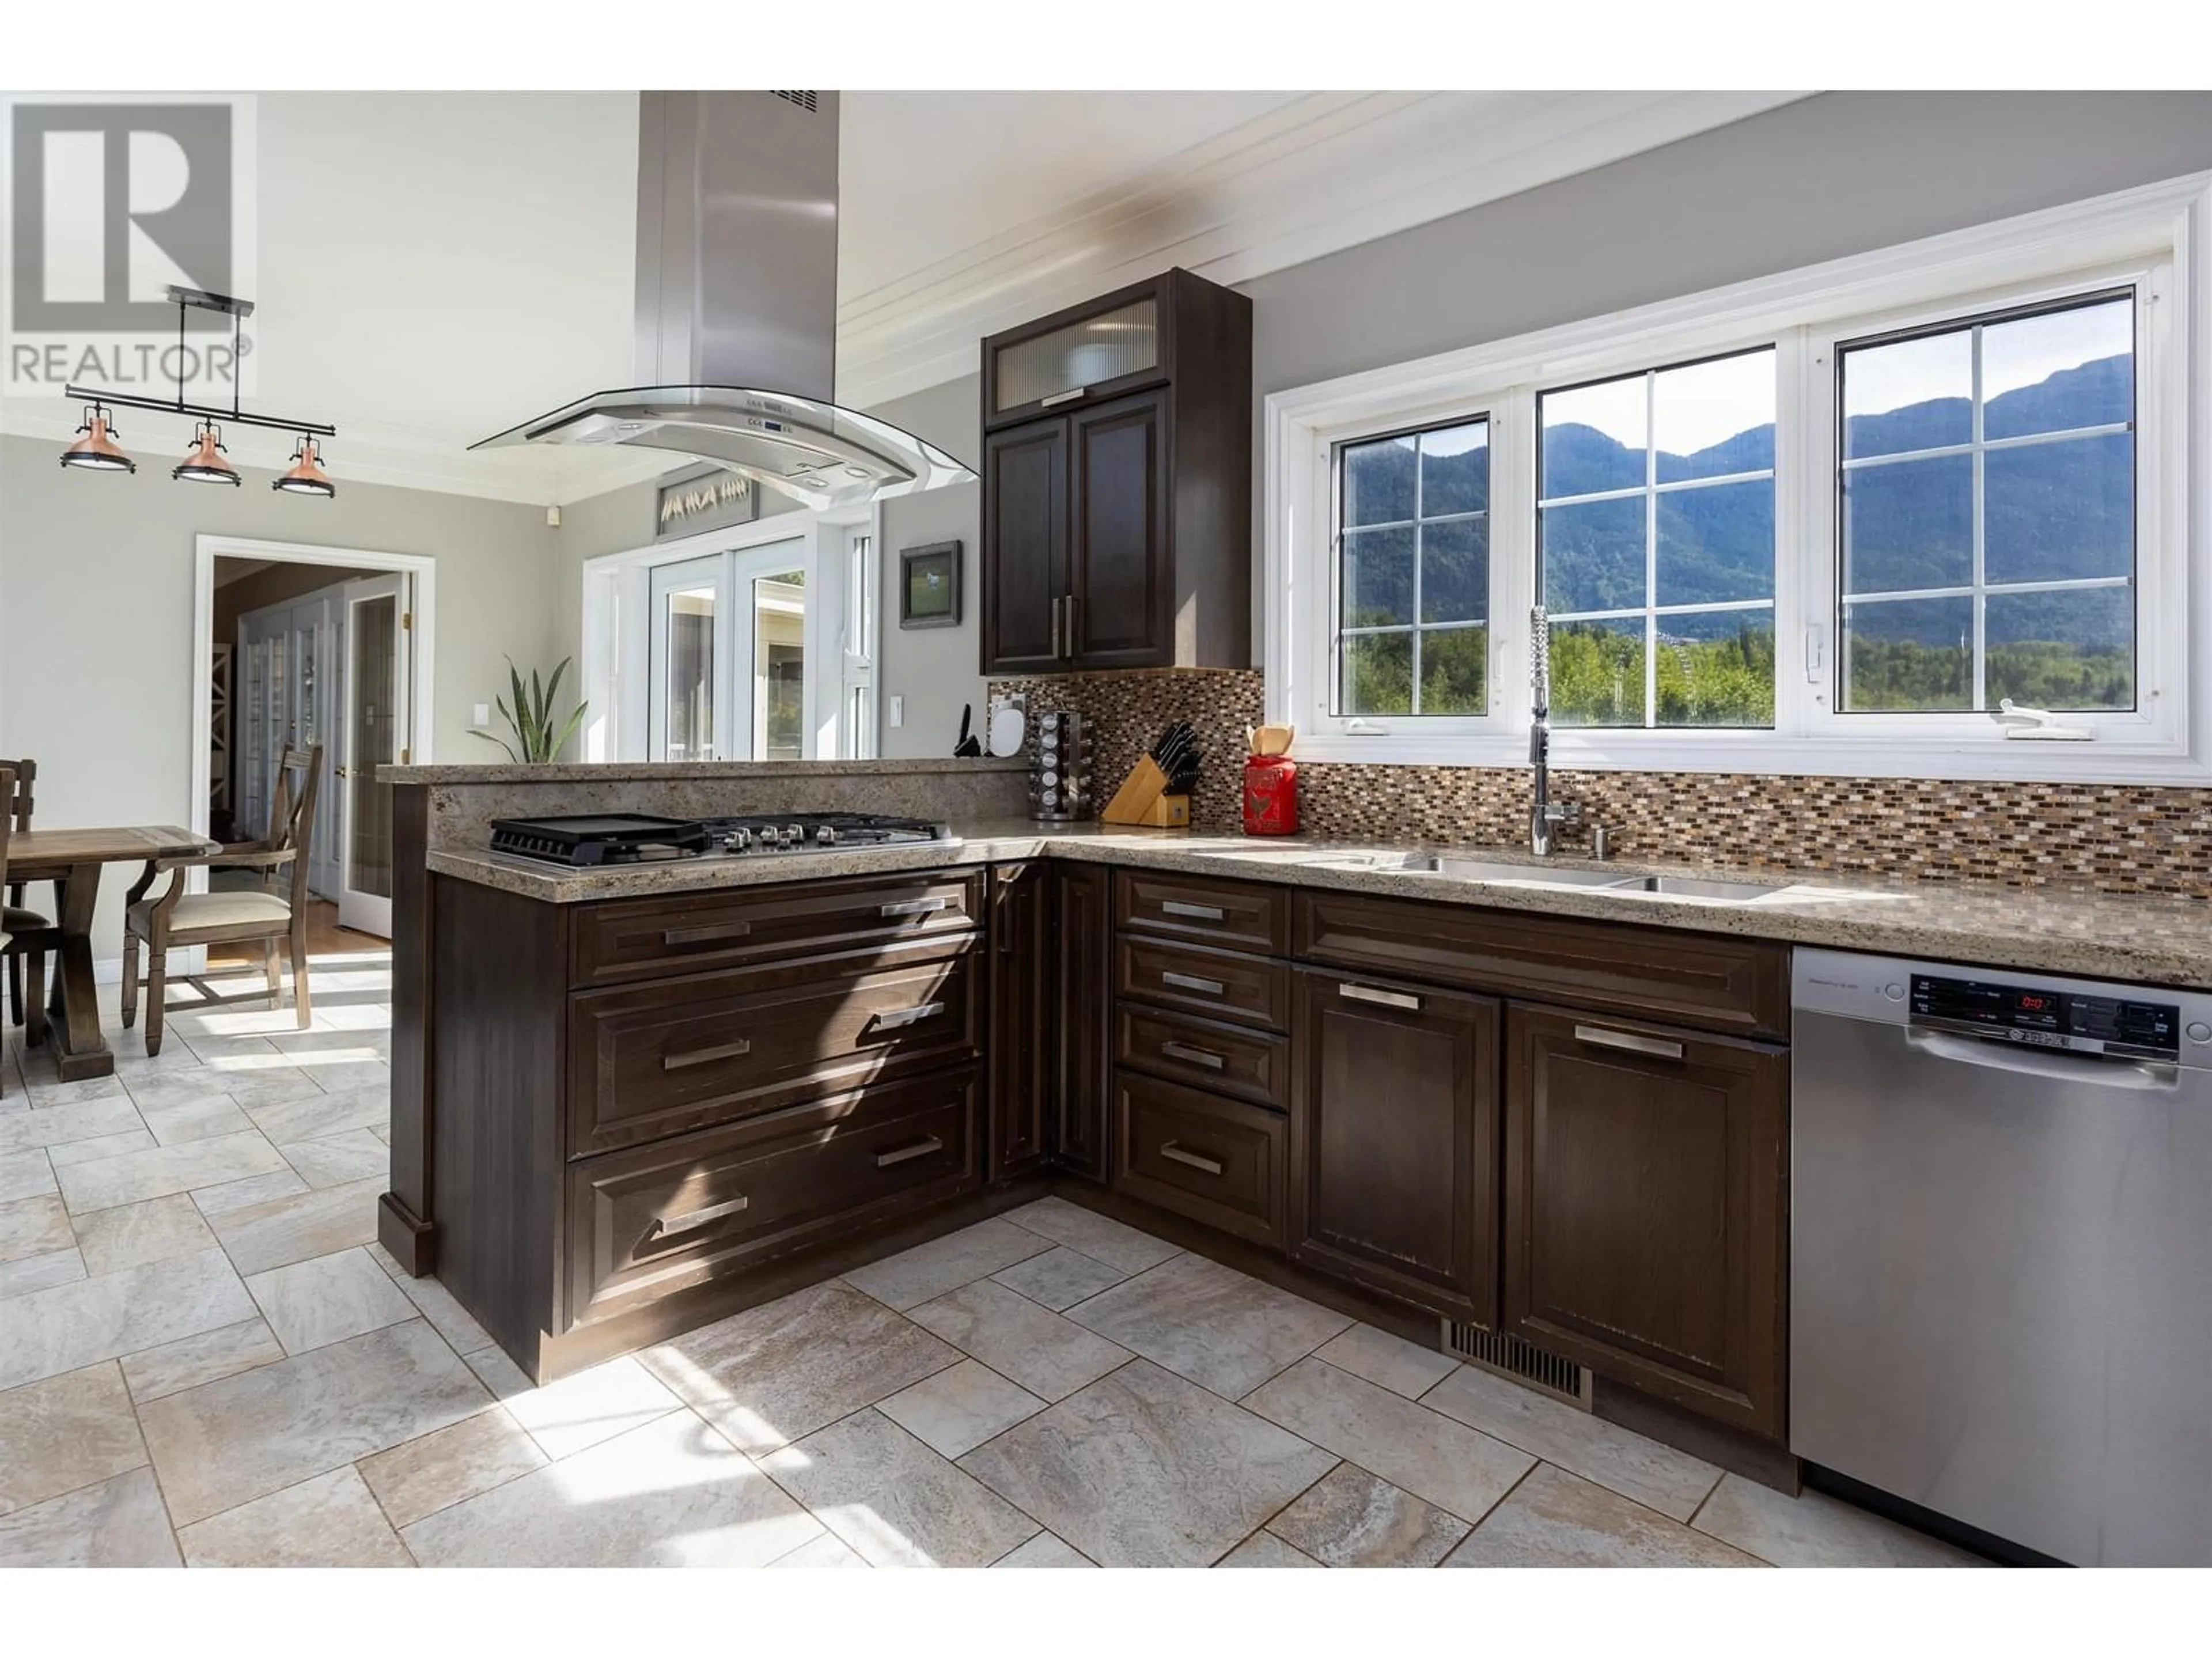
left=336, top=574, right=411, bottom=938
left=647, top=539, right=810, bottom=762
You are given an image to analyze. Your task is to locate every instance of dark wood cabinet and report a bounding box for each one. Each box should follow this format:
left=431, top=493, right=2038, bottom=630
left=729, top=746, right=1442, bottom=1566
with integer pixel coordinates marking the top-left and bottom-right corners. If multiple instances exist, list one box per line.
left=1114, top=1070, right=1287, bottom=1248
left=1503, top=1004, right=1789, bottom=1438
left=1051, top=863, right=1111, bottom=1181
left=987, top=863, right=1052, bottom=1181
left=979, top=269, right=1251, bottom=673
left=1291, top=968, right=1499, bottom=1325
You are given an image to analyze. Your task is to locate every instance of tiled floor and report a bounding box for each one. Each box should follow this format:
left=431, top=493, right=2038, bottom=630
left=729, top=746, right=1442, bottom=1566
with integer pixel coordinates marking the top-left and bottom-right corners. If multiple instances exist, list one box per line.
left=0, top=956, right=1988, bottom=1568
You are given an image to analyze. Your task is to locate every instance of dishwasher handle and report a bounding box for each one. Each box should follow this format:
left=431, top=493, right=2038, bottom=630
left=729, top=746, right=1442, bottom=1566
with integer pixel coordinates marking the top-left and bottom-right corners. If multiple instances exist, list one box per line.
left=1904, top=1026, right=2181, bottom=1092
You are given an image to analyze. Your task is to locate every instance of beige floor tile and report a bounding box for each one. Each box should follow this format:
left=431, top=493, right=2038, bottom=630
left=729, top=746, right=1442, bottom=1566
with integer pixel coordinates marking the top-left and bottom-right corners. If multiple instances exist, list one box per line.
left=404, top=1407, right=824, bottom=1568
left=194, top=1065, right=327, bottom=1116
left=0, top=1248, right=85, bottom=1300
left=843, top=1217, right=1054, bottom=1311
left=17, top=1073, right=132, bottom=1110
left=1311, top=1324, right=1459, bottom=1400
left=1066, top=1251, right=1352, bottom=1400
left=1267, top=1462, right=1469, bottom=1567
left=466, top=1349, right=683, bottom=1461
left=277, top=1128, right=388, bottom=1190
left=990, top=1244, right=1126, bottom=1311
left=0, top=1192, right=73, bottom=1263
left=1446, top=1464, right=1763, bottom=1567
left=378, top=1260, right=493, bottom=1354
left=119, top=1318, right=286, bottom=1404
left=0, top=1361, right=147, bottom=1514
left=961, top=1358, right=1335, bottom=1568
left=768, top=1531, right=870, bottom=1567
left=0, top=1095, right=144, bottom=1157
left=1216, top=1530, right=1323, bottom=1567
left=993, top=1531, right=1096, bottom=1568
left=358, top=1407, right=548, bottom=1529
left=0, top=1245, right=256, bottom=1391
left=1692, top=1472, right=1986, bottom=1567
left=55, top=1129, right=288, bottom=1215
left=1002, top=1196, right=1181, bottom=1274
left=190, top=1166, right=308, bottom=1218
left=203, top=1175, right=384, bottom=1275
left=120, top=1073, right=247, bottom=1116
left=1421, top=1363, right=1722, bottom=1521
left=245, top=1081, right=387, bottom=1144
left=138, top=1317, right=489, bottom=1525
left=762, top=1408, right=1040, bottom=1567
left=180, top=1465, right=412, bottom=1567
left=0, top=1466, right=181, bottom=1567
left=876, top=1358, right=1048, bottom=1459
left=910, top=1279, right=1134, bottom=1402
left=1243, top=1358, right=1536, bottom=1526
left=134, top=1092, right=255, bottom=1146
left=248, top=1247, right=418, bottom=1354
left=45, top=1128, right=157, bottom=1169
left=71, top=1192, right=218, bottom=1277
left=0, top=1149, right=56, bottom=1202
left=641, top=1281, right=960, bottom=1455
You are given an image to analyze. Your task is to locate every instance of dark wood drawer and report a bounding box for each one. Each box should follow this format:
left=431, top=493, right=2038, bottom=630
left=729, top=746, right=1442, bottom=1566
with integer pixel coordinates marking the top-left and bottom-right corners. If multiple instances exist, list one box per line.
left=570, top=869, right=983, bottom=987
left=1294, top=890, right=1788, bottom=1040
left=1113, top=1070, right=1287, bottom=1248
left=1115, top=870, right=1289, bottom=956
left=568, top=937, right=982, bottom=1155
left=1116, top=935, right=1291, bottom=1031
left=567, top=1067, right=980, bottom=1328
left=1115, top=1003, right=1289, bottom=1111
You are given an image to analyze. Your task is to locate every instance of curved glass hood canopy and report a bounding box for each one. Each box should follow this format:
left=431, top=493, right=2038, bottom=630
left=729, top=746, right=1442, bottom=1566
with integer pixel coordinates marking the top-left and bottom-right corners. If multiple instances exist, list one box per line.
left=475, top=92, right=973, bottom=508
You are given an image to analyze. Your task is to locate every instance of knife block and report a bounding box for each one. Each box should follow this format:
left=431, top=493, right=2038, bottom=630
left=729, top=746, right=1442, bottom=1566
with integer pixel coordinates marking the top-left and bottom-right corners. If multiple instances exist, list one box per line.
left=1100, top=755, right=1191, bottom=827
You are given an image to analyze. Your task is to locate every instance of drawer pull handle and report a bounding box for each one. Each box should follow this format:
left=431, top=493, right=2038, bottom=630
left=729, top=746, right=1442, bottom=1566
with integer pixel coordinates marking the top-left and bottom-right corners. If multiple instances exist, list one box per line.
left=1160, top=1142, right=1225, bottom=1176
left=653, top=1194, right=749, bottom=1236
left=661, top=921, right=751, bottom=946
left=1340, top=982, right=1421, bottom=1012
left=1161, top=970, right=1225, bottom=995
left=1040, top=387, right=1088, bottom=408
left=1160, top=899, right=1227, bottom=922
left=872, top=1001, right=945, bottom=1031
left=1574, top=1024, right=1685, bottom=1060
left=662, top=1037, right=752, bottom=1071
left=875, top=1135, right=945, bottom=1168
left=1158, top=1040, right=1226, bottom=1071
left=881, top=896, right=951, bottom=918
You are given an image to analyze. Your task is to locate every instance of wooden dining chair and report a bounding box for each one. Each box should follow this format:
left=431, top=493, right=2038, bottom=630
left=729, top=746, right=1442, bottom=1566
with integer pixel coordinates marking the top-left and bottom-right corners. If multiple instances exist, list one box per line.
left=1, top=759, right=46, bottom=1036
left=122, top=745, right=322, bottom=1057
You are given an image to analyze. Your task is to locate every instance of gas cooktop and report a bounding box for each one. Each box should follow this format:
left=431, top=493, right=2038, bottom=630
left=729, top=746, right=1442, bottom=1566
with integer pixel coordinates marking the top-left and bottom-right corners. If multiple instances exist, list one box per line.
left=488, top=810, right=953, bottom=867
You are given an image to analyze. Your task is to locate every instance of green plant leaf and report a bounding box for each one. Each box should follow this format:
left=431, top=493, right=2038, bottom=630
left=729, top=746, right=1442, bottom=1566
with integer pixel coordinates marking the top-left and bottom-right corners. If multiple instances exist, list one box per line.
left=469, top=728, right=521, bottom=763
left=548, top=699, right=589, bottom=760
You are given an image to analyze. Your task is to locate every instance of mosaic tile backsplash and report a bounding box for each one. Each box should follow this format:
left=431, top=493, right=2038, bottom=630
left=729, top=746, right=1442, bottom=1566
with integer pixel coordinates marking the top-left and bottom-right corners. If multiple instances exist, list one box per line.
left=988, top=668, right=2212, bottom=897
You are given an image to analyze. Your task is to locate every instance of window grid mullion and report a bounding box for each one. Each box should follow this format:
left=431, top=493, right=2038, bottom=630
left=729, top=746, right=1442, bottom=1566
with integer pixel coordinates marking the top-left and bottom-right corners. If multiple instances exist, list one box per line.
left=1971, top=321, right=1987, bottom=711
left=1411, top=434, right=1425, bottom=714
left=1643, top=369, right=1658, bottom=729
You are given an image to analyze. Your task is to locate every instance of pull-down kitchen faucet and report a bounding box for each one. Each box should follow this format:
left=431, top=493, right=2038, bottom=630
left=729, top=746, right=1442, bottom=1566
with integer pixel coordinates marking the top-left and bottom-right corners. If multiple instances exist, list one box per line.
left=1528, top=606, right=1579, bottom=857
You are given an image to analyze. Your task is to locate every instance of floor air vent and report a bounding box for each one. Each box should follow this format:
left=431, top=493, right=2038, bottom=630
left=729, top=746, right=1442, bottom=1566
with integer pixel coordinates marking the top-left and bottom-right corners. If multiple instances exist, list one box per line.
left=1443, top=1321, right=1592, bottom=1408
left=772, top=90, right=820, bottom=113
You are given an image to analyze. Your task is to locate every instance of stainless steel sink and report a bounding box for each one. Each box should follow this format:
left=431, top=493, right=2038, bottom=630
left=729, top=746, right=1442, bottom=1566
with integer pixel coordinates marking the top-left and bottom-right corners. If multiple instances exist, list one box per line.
left=1199, top=846, right=1795, bottom=904
left=1605, top=873, right=1789, bottom=902
left=1417, top=856, right=1633, bottom=888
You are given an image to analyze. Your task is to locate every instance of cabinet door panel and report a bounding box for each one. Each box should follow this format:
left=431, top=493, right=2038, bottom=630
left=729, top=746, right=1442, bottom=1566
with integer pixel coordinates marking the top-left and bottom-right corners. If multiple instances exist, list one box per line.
left=1052, top=864, right=1111, bottom=1180
left=982, top=421, right=1067, bottom=674
left=1069, top=390, right=1171, bottom=668
left=1504, top=1005, right=1787, bottom=1438
left=1291, top=969, right=1498, bottom=1323
left=988, top=863, right=1052, bottom=1180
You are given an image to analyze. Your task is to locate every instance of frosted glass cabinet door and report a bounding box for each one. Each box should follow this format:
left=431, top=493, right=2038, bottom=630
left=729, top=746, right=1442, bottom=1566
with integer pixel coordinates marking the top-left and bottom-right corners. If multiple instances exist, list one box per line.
left=989, top=296, right=1160, bottom=419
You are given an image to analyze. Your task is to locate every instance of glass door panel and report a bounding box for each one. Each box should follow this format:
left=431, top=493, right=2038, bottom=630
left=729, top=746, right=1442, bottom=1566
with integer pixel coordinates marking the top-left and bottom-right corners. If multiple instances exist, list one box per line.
left=752, top=567, right=805, bottom=760
left=338, top=575, right=407, bottom=938
left=650, top=554, right=729, bottom=760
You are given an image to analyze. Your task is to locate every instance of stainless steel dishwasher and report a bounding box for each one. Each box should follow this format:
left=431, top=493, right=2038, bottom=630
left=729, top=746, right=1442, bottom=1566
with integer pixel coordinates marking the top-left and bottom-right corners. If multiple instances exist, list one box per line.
left=1791, top=948, right=2212, bottom=1566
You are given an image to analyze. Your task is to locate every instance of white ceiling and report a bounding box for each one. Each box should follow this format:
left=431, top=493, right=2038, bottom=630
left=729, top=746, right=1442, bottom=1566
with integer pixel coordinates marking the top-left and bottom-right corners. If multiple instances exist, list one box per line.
left=0, top=90, right=1806, bottom=505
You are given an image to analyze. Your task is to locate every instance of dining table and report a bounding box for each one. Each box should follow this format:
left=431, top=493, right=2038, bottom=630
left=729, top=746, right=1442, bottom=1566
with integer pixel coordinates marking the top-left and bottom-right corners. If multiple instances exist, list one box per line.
left=9, top=824, right=218, bottom=1081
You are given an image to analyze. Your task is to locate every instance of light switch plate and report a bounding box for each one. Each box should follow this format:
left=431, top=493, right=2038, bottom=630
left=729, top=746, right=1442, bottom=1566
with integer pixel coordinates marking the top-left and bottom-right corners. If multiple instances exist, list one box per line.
left=889, top=695, right=904, bottom=728
left=473, top=702, right=491, bottom=726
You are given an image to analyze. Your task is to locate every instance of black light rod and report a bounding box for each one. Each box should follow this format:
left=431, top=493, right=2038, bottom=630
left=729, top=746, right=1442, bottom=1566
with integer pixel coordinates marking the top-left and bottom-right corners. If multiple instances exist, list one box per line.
left=63, top=385, right=337, bottom=438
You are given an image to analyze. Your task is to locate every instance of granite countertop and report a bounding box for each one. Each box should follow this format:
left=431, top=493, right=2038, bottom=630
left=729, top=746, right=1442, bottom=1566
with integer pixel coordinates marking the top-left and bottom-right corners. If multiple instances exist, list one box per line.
left=380, top=757, right=1027, bottom=786
left=424, top=820, right=2212, bottom=990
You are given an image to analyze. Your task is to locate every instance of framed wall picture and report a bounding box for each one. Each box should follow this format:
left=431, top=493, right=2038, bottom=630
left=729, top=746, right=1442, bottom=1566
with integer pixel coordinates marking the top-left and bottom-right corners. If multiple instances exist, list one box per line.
left=899, top=540, right=962, bottom=629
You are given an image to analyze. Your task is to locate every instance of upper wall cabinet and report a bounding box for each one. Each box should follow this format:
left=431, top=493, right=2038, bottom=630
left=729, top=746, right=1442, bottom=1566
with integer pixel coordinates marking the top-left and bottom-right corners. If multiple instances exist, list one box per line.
left=980, top=269, right=1252, bottom=675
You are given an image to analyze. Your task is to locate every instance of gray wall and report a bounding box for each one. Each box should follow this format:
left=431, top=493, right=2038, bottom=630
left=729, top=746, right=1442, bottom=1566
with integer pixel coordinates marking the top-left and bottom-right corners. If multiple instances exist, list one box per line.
left=872, top=377, right=986, bottom=758
left=0, top=434, right=560, bottom=955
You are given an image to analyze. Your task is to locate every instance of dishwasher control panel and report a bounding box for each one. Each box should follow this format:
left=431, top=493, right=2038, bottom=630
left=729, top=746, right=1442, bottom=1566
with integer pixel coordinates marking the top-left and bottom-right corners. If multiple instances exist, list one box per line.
left=1912, top=972, right=2180, bottom=1061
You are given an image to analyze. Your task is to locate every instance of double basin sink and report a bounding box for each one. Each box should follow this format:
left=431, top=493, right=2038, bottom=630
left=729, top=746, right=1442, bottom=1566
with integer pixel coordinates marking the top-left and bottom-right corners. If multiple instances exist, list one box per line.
left=1205, top=847, right=1791, bottom=904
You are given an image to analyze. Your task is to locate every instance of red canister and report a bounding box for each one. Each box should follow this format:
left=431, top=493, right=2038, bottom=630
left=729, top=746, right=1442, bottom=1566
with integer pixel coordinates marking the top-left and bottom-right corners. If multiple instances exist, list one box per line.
left=1242, top=754, right=1299, bottom=836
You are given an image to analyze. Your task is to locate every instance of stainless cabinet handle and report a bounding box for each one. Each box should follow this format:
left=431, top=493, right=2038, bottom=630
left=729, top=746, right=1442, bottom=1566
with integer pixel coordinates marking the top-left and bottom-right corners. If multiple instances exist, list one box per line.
left=1041, top=387, right=1088, bottom=408
left=1340, top=982, right=1421, bottom=1012
left=1161, top=970, right=1225, bottom=995
left=1573, top=1024, right=1685, bottom=1060
left=652, top=1194, right=748, bottom=1236
left=1160, top=900, right=1226, bottom=922
left=872, top=1001, right=945, bottom=1031
left=663, top=1037, right=752, bottom=1071
left=876, top=1135, right=945, bottom=1168
left=880, top=896, right=950, bottom=918
left=662, top=920, right=751, bottom=946
left=1065, top=594, right=1080, bottom=654
left=1160, top=1142, right=1225, bottom=1176
left=1158, top=1040, right=1225, bottom=1071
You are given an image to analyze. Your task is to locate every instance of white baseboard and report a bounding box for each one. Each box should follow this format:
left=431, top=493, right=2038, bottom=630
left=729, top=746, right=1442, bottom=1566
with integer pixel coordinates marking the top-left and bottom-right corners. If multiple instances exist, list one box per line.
left=91, top=948, right=207, bottom=987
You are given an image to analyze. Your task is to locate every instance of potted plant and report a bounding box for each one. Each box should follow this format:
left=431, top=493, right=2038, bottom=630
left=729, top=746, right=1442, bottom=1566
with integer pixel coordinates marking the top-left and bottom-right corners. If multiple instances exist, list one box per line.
left=474, top=657, right=588, bottom=763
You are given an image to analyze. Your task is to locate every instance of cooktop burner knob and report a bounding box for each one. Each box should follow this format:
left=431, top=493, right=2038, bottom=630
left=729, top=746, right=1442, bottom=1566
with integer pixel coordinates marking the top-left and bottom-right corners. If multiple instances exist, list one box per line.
left=815, top=824, right=838, bottom=846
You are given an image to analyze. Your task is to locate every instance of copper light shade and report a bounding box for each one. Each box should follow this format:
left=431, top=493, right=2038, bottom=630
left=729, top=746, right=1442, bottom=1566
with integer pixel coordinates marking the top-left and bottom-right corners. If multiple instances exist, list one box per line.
left=59, top=403, right=137, bottom=472
left=272, top=435, right=335, bottom=497
left=173, top=421, right=241, bottom=486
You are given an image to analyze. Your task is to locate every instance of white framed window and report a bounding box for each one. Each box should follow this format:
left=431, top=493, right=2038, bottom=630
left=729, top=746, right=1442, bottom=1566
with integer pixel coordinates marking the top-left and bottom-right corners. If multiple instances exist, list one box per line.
left=1267, top=172, right=2206, bottom=783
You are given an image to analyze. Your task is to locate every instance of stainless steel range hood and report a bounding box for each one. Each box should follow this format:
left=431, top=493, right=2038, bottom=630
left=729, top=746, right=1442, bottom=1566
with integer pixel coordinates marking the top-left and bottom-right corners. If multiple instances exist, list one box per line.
left=474, top=92, right=972, bottom=509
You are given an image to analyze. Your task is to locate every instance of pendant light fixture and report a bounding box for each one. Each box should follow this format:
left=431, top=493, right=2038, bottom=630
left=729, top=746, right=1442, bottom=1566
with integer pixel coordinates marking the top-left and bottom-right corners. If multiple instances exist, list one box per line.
left=61, top=286, right=336, bottom=495
left=272, top=434, right=336, bottom=497
left=173, top=420, right=242, bottom=486
left=59, top=402, right=138, bottom=472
